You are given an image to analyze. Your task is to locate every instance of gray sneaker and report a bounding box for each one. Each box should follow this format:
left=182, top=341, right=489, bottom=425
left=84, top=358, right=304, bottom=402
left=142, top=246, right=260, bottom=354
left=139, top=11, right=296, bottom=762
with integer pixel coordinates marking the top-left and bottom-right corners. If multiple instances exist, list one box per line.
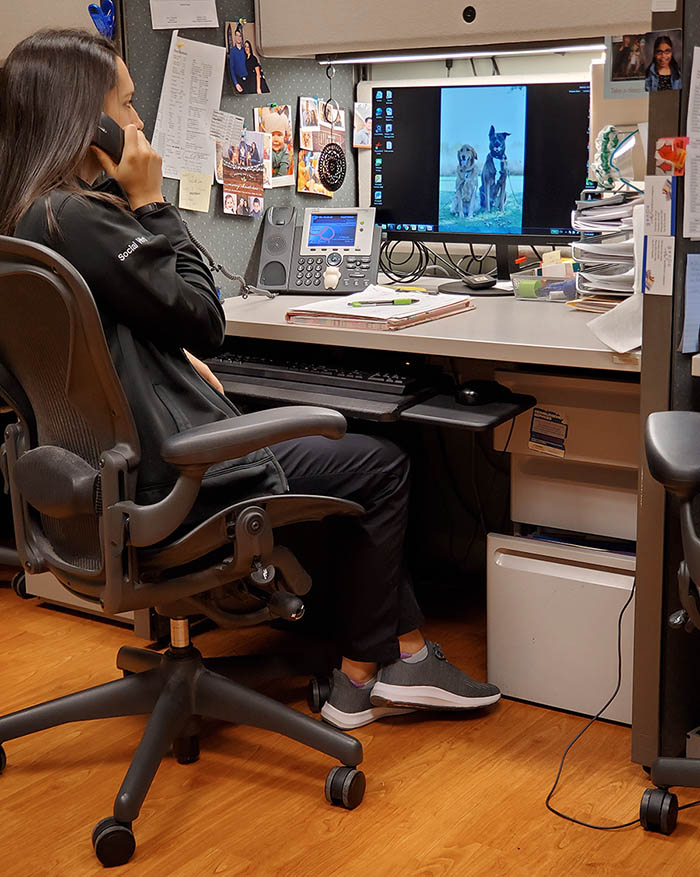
left=370, top=641, right=501, bottom=710
left=320, top=669, right=415, bottom=730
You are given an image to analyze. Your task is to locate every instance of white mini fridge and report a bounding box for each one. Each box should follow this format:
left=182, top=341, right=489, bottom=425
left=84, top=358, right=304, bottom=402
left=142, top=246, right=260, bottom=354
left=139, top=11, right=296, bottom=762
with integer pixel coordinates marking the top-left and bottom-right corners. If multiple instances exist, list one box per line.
left=487, top=533, right=636, bottom=724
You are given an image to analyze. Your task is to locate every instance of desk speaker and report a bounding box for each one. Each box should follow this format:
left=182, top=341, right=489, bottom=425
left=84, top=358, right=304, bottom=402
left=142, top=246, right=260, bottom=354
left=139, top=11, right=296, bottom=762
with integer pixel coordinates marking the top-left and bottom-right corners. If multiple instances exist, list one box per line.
left=257, top=205, right=297, bottom=291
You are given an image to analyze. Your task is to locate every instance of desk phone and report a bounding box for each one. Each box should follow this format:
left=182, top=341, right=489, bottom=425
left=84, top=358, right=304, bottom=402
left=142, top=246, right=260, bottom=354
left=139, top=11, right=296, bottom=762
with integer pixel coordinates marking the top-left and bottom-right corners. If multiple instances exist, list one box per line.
left=257, top=206, right=382, bottom=294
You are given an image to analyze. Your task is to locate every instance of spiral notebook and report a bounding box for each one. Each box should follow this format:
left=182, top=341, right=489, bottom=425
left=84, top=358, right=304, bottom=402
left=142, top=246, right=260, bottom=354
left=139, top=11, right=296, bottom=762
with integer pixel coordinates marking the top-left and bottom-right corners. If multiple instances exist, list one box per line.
left=285, top=286, right=474, bottom=331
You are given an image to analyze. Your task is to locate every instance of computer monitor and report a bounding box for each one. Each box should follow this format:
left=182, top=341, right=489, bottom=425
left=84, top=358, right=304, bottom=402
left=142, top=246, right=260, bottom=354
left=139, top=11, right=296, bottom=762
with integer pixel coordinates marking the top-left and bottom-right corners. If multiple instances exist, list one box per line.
left=356, top=74, right=591, bottom=282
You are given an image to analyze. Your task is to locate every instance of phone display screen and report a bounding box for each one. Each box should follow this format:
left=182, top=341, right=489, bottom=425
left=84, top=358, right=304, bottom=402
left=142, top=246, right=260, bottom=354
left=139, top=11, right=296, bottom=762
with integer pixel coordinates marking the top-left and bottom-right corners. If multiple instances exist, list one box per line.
left=306, top=213, right=357, bottom=248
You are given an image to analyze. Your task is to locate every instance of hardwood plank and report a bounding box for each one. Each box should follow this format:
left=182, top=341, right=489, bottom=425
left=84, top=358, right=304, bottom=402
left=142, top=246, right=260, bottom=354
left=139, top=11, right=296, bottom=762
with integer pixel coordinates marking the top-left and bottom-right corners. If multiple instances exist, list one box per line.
left=0, top=587, right=698, bottom=876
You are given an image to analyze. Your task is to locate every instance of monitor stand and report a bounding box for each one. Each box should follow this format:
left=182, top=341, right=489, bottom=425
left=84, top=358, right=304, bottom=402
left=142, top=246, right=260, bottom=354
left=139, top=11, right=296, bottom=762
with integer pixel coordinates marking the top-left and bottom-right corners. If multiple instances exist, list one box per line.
left=437, top=244, right=519, bottom=296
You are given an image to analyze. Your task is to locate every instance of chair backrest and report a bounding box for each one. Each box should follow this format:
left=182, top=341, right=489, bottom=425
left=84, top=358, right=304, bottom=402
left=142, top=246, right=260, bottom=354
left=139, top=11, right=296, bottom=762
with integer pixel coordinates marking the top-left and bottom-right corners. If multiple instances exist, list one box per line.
left=0, top=235, right=140, bottom=574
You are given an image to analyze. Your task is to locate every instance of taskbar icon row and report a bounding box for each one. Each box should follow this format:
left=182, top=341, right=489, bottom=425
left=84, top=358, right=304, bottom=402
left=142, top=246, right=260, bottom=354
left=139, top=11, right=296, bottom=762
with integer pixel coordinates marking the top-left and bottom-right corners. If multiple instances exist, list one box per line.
left=380, top=223, right=435, bottom=233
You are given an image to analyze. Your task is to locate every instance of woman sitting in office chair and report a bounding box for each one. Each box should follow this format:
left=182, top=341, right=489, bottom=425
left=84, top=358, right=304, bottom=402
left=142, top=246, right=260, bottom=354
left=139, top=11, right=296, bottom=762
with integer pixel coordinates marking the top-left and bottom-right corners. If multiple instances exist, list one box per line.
left=0, top=28, right=500, bottom=731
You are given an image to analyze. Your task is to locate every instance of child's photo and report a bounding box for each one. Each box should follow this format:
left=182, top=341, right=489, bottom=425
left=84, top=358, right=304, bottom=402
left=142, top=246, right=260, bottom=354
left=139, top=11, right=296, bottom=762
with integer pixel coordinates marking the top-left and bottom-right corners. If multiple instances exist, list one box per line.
left=254, top=105, right=294, bottom=187
left=643, top=30, right=682, bottom=92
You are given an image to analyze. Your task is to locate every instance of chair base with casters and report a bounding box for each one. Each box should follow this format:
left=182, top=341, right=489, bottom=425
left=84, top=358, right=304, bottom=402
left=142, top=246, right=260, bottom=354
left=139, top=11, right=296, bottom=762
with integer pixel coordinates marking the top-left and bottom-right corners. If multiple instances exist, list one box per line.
left=639, top=411, right=700, bottom=836
left=0, top=615, right=364, bottom=867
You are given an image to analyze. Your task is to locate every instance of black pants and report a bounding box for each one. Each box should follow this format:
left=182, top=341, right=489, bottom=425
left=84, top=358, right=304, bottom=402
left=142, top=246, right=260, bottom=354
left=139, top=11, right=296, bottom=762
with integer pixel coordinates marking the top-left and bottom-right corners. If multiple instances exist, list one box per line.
left=271, top=433, right=424, bottom=664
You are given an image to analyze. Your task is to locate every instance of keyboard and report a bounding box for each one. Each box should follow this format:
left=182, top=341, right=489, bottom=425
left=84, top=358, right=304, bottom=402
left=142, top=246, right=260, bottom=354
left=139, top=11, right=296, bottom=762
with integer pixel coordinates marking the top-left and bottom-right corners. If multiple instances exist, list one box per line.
left=211, top=352, right=422, bottom=395
left=206, top=340, right=443, bottom=421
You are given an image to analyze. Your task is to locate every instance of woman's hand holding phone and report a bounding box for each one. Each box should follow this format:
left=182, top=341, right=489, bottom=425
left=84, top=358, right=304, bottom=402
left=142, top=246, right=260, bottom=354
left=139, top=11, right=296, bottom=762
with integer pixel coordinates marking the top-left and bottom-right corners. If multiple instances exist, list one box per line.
left=93, top=123, right=164, bottom=211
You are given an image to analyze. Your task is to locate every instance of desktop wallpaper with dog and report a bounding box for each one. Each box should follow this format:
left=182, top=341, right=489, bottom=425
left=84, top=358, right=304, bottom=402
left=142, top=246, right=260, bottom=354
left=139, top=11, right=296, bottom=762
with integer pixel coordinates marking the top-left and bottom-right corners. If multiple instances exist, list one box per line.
left=438, top=85, right=526, bottom=235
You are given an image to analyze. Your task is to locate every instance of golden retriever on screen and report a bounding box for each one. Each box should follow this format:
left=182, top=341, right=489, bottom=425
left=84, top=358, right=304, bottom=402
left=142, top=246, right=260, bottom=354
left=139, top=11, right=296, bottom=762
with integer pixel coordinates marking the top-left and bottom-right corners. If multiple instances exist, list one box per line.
left=450, top=144, right=479, bottom=218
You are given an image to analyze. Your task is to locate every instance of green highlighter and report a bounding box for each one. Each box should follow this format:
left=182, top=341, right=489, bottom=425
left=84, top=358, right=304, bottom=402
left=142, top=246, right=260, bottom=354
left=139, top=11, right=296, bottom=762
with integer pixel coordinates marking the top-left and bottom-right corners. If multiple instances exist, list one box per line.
left=348, top=298, right=419, bottom=307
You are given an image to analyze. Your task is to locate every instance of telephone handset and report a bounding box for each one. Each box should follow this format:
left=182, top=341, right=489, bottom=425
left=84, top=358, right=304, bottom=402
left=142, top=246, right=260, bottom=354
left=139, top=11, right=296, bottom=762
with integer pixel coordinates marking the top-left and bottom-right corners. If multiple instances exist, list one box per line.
left=92, top=112, right=124, bottom=164
left=257, top=206, right=382, bottom=294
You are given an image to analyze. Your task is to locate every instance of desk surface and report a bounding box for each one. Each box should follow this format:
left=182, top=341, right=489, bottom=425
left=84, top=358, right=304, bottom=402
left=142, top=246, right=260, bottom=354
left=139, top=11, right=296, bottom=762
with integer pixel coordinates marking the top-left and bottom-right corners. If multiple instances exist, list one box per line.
left=224, top=285, right=641, bottom=373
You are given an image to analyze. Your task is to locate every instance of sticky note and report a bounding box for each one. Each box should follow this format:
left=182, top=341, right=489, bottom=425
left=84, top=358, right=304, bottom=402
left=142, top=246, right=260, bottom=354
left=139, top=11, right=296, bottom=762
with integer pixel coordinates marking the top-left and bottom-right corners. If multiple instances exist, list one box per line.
left=178, top=171, right=212, bottom=213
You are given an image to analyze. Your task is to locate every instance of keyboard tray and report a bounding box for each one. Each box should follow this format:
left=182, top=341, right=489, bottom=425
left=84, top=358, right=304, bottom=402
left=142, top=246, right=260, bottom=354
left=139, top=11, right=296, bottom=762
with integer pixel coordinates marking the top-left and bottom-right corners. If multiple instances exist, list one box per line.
left=220, top=376, right=431, bottom=422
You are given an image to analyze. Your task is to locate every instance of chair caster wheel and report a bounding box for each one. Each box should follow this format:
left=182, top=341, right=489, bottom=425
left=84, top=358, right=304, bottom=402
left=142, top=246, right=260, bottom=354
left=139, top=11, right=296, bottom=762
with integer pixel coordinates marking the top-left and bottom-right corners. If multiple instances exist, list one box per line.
left=92, top=817, right=136, bottom=867
left=173, top=734, right=200, bottom=764
left=640, top=787, right=678, bottom=835
left=325, top=765, right=366, bottom=810
left=308, top=676, right=332, bottom=713
left=11, top=572, right=30, bottom=599
left=0, top=744, right=6, bottom=773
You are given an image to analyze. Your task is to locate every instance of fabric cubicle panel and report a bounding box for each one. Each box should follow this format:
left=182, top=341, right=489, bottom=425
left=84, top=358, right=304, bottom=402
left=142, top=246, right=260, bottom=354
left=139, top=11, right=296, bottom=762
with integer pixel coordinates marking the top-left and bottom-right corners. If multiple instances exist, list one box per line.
left=123, top=0, right=357, bottom=287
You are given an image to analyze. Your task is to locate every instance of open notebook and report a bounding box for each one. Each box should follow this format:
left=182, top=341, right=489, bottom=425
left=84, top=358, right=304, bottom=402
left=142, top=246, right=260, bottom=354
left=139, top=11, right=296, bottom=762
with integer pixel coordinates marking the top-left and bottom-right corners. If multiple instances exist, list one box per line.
left=285, top=286, right=474, bottom=331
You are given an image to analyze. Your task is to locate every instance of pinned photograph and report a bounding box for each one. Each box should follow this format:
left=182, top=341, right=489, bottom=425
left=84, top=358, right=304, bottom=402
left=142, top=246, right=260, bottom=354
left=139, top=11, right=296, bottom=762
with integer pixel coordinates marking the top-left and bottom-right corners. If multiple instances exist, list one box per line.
left=254, top=105, right=294, bottom=187
left=610, top=34, right=647, bottom=81
left=297, top=107, right=346, bottom=197
left=320, top=100, right=345, bottom=131
left=300, top=97, right=320, bottom=131
left=643, top=31, right=682, bottom=91
left=225, top=19, right=270, bottom=94
left=353, top=102, right=372, bottom=148
left=222, top=129, right=264, bottom=217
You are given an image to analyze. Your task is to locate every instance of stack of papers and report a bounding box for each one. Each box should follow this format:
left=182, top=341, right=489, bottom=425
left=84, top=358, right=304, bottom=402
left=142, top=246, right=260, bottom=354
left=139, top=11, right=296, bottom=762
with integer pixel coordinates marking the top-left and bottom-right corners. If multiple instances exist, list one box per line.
left=570, top=195, right=640, bottom=303
left=571, top=195, right=643, bottom=233
left=285, top=285, right=474, bottom=331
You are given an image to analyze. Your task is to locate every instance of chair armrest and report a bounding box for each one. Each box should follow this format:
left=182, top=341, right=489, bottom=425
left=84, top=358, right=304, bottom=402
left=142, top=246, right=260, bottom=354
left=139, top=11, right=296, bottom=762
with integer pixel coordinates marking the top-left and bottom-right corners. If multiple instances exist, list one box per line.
left=646, top=411, right=700, bottom=499
left=161, top=406, right=347, bottom=469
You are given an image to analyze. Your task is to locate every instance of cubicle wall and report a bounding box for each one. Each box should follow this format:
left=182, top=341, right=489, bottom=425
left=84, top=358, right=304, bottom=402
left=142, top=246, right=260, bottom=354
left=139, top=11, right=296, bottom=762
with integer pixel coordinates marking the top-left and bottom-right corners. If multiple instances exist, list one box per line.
left=123, top=0, right=357, bottom=284
left=633, top=0, right=700, bottom=765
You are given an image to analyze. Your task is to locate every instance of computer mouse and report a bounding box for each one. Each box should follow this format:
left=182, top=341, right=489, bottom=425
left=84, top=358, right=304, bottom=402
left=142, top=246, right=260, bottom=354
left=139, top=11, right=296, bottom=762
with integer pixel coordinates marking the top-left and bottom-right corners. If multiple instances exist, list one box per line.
left=455, top=379, right=513, bottom=406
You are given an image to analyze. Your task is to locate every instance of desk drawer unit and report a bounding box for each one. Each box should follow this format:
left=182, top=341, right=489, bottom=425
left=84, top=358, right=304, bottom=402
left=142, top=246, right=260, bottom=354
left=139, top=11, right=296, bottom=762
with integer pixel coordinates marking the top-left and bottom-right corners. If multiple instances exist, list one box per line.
left=487, top=534, right=636, bottom=724
left=492, top=371, right=640, bottom=540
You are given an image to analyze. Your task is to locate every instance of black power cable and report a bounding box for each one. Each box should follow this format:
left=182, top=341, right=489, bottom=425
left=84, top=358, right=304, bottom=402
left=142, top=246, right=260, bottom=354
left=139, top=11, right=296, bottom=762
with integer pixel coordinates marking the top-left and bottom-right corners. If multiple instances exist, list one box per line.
left=545, top=576, right=700, bottom=829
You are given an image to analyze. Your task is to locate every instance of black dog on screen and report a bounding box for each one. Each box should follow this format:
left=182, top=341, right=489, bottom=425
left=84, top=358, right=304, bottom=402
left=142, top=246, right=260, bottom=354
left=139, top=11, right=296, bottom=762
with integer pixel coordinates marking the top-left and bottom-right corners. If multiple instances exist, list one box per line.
left=480, top=126, right=510, bottom=213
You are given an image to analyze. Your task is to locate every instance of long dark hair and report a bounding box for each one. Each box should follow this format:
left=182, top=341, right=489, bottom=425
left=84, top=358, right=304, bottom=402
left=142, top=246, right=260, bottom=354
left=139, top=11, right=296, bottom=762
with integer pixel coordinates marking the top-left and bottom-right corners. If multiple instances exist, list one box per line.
left=646, top=35, right=681, bottom=79
left=0, top=29, right=119, bottom=235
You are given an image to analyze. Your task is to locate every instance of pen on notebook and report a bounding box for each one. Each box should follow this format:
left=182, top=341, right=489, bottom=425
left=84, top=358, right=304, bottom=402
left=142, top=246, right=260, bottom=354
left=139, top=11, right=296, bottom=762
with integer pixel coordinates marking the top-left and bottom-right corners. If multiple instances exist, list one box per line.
left=348, top=298, right=419, bottom=307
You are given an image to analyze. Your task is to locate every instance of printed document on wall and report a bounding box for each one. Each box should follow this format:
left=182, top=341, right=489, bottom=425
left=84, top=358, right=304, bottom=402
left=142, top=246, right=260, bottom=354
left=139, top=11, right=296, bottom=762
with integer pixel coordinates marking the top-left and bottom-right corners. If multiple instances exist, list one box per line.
left=149, top=0, right=218, bottom=29
left=152, top=31, right=226, bottom=180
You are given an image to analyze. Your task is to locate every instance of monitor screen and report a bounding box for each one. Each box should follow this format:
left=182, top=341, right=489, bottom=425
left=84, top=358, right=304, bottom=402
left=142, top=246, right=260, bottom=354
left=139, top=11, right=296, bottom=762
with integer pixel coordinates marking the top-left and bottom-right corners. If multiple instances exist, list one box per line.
left=369, top=80, right=590, bottom=244
left=307, top=213, right=357, bottom=247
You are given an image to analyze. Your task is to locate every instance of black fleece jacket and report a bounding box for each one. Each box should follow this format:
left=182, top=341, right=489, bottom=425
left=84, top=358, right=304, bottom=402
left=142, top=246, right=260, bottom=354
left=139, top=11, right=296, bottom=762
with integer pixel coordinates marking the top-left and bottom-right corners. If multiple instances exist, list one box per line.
left=16, top=178, right=286, bottom=508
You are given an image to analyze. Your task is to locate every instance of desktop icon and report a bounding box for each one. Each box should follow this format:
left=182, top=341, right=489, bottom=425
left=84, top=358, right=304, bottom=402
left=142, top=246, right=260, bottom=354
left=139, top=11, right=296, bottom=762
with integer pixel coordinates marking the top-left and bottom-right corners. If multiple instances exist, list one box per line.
left=410, top=224, right=417, bottom=231
left=426, top=224, right=434, bottom=231
left=385, top=142, right=392, bottom=150
left=375, top=124, right=383, bottom=134
left=375, top=173, right=383, bottom=183
left=375, top=157, right=383, bottom=166
left=388, top=223, right=395, bottom=230
left=376, top=90, right=383, bottom=100
left=385, top=123, right=393, bottom=133
left=418, top=224, right=426, bottom=232
left=386, top=90, right=392, bottom=100
left=375, top=106, right=383, bottom=116
left=386, top=107, right=393, bottom=117
left=375, top=141, right=383, bottom=151
left=374, top=190, right=383, bottom=201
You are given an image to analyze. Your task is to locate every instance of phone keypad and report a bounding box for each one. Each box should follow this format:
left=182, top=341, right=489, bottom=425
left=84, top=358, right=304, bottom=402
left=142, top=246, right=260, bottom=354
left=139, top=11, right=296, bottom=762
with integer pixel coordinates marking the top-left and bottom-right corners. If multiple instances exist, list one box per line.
left=293, top=255, right=373, bottom=289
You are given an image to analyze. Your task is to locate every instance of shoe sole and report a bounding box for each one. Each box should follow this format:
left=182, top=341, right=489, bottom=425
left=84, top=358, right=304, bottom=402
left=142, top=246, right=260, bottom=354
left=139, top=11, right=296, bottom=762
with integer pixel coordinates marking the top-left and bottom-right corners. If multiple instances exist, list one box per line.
left=370, top=682, right=501, bottom=710
left=320, top=702, right=415, bottom=730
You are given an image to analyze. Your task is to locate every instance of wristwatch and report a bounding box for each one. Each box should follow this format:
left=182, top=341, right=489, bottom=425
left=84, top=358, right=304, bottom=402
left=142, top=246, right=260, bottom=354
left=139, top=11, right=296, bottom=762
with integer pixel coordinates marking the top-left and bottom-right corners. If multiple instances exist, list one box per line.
left=133, top=201, right=170, bottom=218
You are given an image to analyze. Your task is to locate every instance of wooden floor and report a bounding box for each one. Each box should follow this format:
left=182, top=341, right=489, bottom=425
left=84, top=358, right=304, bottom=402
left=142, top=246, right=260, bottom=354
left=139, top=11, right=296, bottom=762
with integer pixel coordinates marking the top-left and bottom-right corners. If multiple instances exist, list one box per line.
left=1, top=584, right=698, bottom=876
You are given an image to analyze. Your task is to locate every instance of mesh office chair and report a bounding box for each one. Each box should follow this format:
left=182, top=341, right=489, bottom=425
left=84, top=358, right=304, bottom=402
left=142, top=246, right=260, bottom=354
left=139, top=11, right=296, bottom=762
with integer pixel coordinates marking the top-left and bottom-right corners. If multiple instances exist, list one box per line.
left=0, top=236, right=366, bottom=866
left=639, top=411, right=700, bottom=835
